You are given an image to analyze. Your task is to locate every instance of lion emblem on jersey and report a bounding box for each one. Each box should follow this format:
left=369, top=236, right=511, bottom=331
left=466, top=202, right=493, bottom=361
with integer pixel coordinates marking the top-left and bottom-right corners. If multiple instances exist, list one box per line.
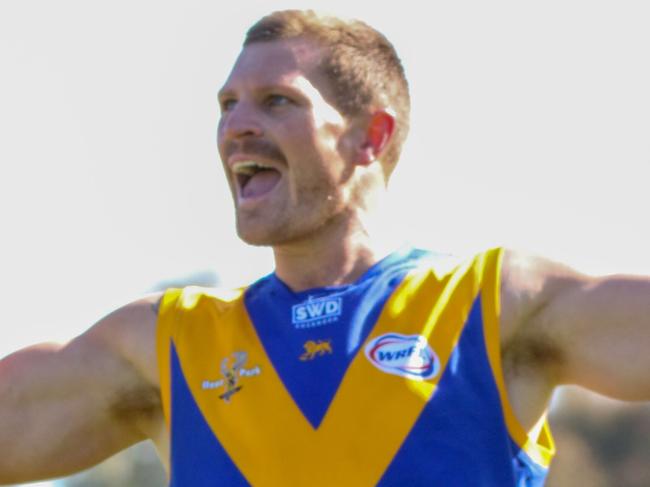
left=300, top=339, right=333, bottom=361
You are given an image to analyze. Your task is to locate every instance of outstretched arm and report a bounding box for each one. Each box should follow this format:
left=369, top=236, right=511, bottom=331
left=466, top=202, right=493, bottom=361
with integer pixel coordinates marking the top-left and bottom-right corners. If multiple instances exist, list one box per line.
left=0, top=294, right=163, bottom=485
left=501, top=250, right=650, bottom=402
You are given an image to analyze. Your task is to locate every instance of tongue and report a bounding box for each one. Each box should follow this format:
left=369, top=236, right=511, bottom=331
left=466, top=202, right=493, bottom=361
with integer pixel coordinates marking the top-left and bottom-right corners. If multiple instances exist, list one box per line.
left=242, top=169, right=281, bottom=199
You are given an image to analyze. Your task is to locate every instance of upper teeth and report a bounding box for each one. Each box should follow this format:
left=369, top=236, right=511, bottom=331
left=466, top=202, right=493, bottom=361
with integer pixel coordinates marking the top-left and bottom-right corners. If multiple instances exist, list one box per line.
left=232, top=160, right=271, bottom=176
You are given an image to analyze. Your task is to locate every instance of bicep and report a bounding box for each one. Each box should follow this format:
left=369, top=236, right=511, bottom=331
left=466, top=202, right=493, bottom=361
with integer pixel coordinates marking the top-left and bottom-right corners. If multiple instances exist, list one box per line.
left=543, top=274, right=650, bottom=400
left=0, top=295, right=162, bottom=483
left=503, top=250, right=650, bottom=401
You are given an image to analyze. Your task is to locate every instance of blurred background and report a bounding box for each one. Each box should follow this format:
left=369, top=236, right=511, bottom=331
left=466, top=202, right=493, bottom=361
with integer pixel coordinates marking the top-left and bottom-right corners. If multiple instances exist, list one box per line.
left=1, top=1, right=649, bottom=485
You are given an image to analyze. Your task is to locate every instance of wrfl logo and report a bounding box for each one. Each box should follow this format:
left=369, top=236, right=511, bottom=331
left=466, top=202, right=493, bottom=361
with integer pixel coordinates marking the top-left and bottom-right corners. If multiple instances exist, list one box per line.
left=292, top=295, right=343, bottom=329
left=365, top=333, right=439, bottom=380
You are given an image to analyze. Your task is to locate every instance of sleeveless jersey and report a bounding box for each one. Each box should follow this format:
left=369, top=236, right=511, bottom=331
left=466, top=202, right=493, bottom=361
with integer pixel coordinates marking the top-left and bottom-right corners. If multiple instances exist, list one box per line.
left=157, top=247, right=555, bottom=486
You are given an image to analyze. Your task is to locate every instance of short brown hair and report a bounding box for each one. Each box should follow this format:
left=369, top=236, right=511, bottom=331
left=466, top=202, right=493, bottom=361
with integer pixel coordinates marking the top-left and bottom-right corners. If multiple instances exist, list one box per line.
left=244, top=10, right=410, bottom=177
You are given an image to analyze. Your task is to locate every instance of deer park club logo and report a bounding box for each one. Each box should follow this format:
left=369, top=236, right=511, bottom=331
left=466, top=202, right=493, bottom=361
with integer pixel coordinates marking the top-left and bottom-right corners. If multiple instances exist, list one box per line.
left=201, top=351, right=261, bottom=402
left=364, top=333, right=439, bottom=380
left=292, top=295, right=343, bottom=329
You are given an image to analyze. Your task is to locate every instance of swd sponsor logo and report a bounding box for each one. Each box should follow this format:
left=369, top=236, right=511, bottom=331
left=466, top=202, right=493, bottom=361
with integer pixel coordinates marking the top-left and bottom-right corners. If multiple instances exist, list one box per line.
left=292, top=296, right=342, bottom=329
left=364, top=333, right=439, bottom=380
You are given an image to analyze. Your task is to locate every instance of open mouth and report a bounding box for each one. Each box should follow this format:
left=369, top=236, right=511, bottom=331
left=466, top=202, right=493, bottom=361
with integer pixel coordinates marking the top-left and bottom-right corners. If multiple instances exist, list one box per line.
left=232, top=161, right=282, bottom=200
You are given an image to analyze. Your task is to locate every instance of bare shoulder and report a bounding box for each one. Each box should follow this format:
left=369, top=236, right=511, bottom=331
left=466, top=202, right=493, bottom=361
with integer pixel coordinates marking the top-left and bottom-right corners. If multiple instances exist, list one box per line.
left=78, top=292, right=169, bottom=454
left=499, top=248, right=588, bottom=349
left=70, top=292, right=166, bottom=438
left=88, top=292, right=164, bottom=388
left=497, top=249, right=593, bottom=426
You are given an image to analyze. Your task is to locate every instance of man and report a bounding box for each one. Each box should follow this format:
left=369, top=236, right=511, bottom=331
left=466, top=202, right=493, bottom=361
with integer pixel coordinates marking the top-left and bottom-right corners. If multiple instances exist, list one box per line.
left=0, top=9, right=649, bottom=486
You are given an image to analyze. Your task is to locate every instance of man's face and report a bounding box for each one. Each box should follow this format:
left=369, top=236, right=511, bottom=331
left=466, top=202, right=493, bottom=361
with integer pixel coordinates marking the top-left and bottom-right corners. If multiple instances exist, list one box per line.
left=217, top=37, right=358, bottom=246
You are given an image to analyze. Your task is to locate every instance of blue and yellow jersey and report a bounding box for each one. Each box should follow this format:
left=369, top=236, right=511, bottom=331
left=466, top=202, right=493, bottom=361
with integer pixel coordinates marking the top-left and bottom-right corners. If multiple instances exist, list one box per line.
left=157, top=247, right=555, bottom=486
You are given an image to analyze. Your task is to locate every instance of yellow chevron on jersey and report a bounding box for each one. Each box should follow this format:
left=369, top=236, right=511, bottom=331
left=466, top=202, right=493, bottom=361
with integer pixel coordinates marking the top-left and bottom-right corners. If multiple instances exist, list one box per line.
left=157, top=248, right=555, bottom=486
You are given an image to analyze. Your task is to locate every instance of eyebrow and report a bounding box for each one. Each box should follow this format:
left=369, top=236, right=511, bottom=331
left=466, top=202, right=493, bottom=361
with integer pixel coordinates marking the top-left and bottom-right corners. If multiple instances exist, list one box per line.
left=218, top=83, right=304, bottom=101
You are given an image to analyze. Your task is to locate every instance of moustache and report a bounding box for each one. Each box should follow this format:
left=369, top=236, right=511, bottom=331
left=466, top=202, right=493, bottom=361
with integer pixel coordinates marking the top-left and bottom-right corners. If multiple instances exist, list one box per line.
left=223, top=139, right=286, bottom=164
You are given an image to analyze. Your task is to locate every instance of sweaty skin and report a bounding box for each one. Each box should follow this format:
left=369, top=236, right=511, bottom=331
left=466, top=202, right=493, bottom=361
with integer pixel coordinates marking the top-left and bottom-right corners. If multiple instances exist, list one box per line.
left=2, top=35, right=650, bottom=485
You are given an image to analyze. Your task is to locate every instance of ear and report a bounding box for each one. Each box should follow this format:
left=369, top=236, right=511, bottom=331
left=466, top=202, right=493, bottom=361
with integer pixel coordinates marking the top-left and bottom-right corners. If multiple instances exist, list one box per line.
left=356, top=110, right=395, bottom=166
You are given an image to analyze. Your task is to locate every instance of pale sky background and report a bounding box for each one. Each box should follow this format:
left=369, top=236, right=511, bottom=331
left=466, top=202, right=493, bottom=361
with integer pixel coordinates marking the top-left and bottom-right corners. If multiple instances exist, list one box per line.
left=1, top=0, right=649, bottom=354
left=0, top=2, right=649, bottom=483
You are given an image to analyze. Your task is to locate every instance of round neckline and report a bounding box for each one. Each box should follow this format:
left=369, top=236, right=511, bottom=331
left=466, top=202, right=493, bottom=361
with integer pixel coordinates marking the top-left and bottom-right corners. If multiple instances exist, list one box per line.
left=268, top=246, right=415, bottom=300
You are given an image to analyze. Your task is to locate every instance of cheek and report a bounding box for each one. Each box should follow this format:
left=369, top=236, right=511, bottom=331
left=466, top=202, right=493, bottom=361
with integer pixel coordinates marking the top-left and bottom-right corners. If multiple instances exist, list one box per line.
left=317, top=121, right=346, bottom=154
left=216, top=126, right=228, bottom=161
left=286, top=111, right=343, bottom=151
left=279, top=117, right=348, bottom=186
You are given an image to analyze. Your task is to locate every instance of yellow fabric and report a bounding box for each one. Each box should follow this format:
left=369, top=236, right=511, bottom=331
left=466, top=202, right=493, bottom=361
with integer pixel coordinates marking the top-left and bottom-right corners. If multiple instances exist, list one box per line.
left=480, top=248, right=556, bottom=467
left=156, top=249, right=555, bottom=484
left=156, top=287, right=183, bottom=430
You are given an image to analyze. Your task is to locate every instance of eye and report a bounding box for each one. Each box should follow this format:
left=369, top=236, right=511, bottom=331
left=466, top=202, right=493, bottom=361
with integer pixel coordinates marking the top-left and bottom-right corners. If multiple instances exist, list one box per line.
left=265, top=94, right=292, bottom=108
left=220, top=98, right=237, bottom=112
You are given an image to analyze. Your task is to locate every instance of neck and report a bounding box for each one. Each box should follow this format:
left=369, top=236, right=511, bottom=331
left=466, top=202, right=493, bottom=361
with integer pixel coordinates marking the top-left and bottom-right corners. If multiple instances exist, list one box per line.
left=272, top=218, right=391, bottom=292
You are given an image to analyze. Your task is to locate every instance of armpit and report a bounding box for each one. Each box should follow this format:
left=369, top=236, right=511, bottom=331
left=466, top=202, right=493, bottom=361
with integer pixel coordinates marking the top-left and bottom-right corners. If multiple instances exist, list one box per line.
left=110, top=383, right=163, bottom=429
left=502, top=331, right=565, bottom=380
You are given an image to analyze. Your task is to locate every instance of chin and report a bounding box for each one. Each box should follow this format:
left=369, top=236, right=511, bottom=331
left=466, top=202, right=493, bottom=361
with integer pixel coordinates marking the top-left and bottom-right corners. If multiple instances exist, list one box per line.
left=237, top=217, right=321, bottom=248
left=236, top=221, right=288, bottom=247
left=235, top=202, right=341, bottom=247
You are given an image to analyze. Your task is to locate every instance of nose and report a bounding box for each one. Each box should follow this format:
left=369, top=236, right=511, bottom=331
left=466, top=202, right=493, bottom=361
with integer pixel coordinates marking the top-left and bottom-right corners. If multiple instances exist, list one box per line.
left=219, top=100, right=263, bottom=140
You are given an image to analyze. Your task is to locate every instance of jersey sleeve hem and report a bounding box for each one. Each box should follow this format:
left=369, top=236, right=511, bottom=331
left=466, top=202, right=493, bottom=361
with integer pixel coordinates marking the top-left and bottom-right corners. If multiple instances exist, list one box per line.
left=156, top=287, right=183, bottom=431
left=480, top=247, right=556, bottom=468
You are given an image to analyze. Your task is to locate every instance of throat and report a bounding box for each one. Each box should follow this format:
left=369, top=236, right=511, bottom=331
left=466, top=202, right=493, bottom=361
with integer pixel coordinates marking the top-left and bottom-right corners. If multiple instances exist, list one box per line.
left=274, top=243, right=386, bottom=292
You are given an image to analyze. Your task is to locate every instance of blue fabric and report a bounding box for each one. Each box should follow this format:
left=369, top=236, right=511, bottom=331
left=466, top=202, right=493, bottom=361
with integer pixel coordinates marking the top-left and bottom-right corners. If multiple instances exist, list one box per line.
left=167, top=248, right=550, bottom=486
left=169, top=344, right=250, bottom=486
left=377, top=296, right=547, bottom=486
left=244, top=247, right=434, bottom=428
